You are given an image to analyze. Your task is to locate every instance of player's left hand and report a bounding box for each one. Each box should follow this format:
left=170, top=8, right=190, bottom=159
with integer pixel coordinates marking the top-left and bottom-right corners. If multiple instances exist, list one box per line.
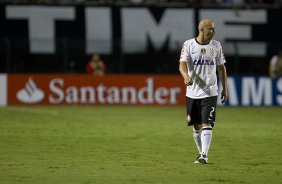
left=221, top=90, right=228, bottom=103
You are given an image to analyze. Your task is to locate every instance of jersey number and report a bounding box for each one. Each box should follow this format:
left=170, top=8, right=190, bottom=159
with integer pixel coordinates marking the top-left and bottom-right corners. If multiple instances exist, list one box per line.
left=209, top=107, right=215, bottom=118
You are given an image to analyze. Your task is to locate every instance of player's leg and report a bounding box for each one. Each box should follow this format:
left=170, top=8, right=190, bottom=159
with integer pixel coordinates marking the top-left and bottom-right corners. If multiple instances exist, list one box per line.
left=193, top=123, right=202, bottom=155
left=193, top=123, right=202, bottom=163
left=186, top=97, right=202, bottom=163
left=199, top=124, right=212, bottom=164
left=199, top=96, right=217, bottom=164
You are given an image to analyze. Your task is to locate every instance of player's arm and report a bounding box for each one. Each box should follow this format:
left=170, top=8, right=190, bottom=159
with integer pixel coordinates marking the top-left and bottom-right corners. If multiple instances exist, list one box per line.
left=179, top=61, right=193, bottom=86
left=217, top=64, right=228, bottom=103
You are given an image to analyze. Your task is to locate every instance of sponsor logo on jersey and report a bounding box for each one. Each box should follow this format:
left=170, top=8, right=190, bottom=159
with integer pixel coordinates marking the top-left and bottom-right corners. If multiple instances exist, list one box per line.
left=193, top=59, right=215, bottom=65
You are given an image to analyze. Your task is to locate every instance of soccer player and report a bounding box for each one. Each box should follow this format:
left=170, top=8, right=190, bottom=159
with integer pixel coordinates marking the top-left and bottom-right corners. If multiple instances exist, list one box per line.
left=269, top=49, right=282, bottom=79
left=179, top=19, right=228, bottom=164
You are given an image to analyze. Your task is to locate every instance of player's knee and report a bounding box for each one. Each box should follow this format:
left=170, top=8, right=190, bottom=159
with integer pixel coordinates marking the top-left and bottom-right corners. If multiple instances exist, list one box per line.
left=202, top=122, right=212, bottom=128
left=194, top=123, right=202, bottom=131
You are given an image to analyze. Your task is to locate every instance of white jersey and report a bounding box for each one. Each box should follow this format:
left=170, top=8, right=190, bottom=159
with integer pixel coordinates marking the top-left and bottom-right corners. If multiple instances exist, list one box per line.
left=179, top=38, right=226, bottom=98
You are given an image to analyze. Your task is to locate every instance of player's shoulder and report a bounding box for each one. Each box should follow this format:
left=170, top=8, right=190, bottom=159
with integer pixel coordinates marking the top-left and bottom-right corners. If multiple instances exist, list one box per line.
left=210, top=39, right=222, bottom=48
left=183, top=38, right=196, bottom=46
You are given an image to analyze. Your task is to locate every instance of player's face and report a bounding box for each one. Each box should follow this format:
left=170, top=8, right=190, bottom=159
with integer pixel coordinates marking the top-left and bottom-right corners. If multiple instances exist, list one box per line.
left=203, top=23, right=215, bottom=41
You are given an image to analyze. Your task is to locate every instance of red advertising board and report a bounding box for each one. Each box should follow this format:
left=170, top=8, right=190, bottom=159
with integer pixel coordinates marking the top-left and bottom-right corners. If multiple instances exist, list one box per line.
left=8, top=74, right=186, bottom=105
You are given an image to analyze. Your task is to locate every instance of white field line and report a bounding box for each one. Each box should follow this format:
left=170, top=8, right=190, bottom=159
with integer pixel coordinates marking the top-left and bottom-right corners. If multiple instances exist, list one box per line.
left=5, top=107, right=59, bottom=116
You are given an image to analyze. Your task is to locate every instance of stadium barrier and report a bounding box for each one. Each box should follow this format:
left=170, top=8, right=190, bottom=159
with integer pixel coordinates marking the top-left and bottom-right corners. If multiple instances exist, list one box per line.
left=0, top=74, right=7, bottom=106
left=0, top=74, right=281, bottom=106
left=6, top=74, right=185, bottom=105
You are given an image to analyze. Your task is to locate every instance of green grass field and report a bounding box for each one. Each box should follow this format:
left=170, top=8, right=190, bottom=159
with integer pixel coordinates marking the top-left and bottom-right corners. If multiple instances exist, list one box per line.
left=0, top=106, right=281, bottom=184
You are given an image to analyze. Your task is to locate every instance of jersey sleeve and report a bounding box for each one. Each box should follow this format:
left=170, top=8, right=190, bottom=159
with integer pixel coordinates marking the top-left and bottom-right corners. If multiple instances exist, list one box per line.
left=217, top=42, right=226, bottom=65
left=179, top=41, right=190, bottom=62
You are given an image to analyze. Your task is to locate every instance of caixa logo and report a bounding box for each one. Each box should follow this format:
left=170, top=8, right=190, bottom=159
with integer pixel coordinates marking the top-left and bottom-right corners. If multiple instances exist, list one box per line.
left=193, top=59, right=215, bottom=65
left=17, top=77, right=45, bottom=104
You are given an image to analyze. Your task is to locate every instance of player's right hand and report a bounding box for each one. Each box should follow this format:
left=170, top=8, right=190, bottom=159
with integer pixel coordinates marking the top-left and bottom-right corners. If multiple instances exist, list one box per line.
left=184, top=76, right=193, bottom=86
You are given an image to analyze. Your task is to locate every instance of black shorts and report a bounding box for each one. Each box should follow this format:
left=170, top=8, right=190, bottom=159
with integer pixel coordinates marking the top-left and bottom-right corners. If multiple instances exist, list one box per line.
left=186, top=96, right=217, bottom=127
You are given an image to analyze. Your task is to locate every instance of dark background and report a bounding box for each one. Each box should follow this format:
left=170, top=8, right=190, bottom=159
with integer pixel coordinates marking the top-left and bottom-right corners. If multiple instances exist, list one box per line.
left=0, top=4, right=281, bottom=75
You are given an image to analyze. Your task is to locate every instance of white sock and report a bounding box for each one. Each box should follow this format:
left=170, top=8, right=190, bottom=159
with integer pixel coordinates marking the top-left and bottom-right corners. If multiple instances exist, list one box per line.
left=193, top=128, right=202, bottom=154
left=201, top=127, right=212, bottom=156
